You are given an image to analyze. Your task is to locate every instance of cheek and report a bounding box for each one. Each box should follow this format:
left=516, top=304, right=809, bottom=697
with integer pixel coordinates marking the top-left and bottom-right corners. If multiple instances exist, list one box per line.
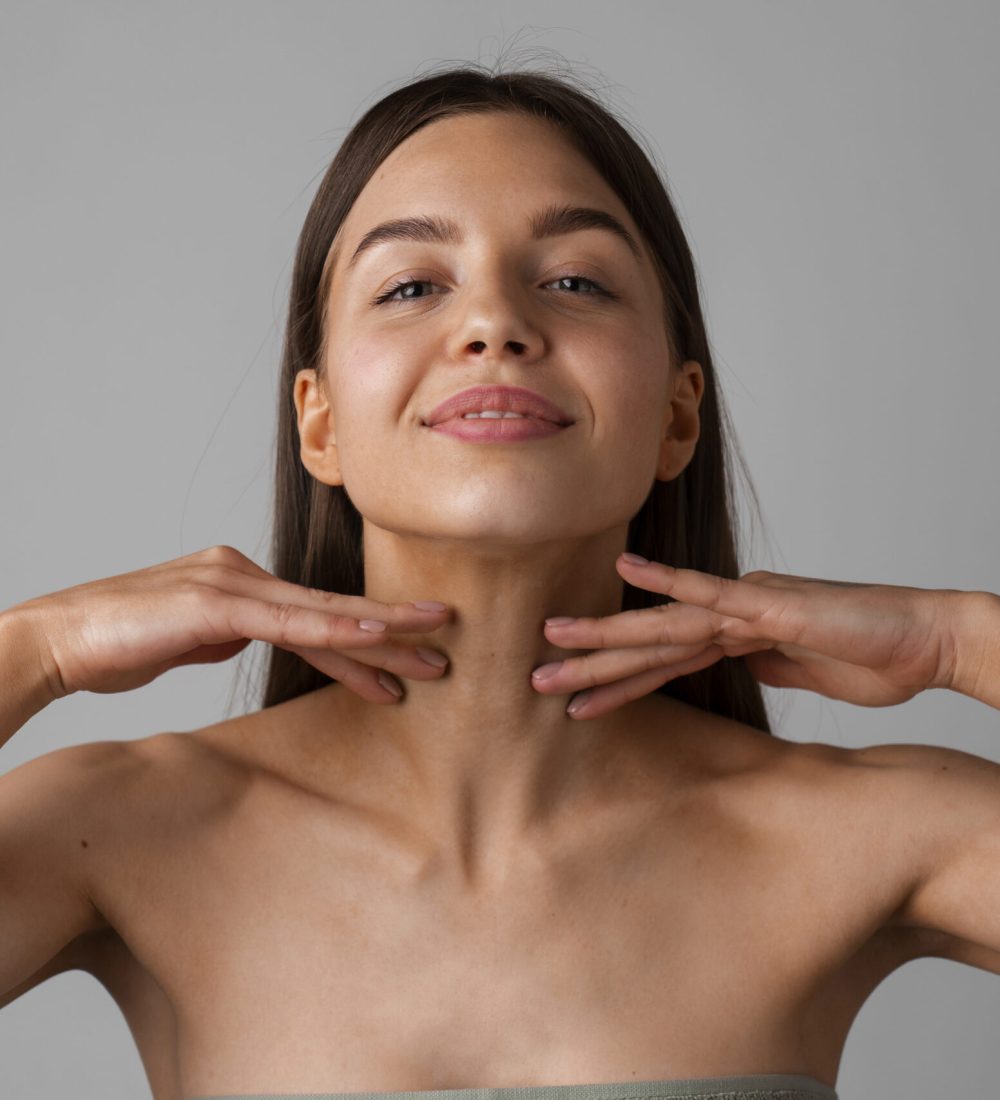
left=589, top=330, right=670, bottom=432
left=323, top=344, right=406, bottom=484
left=335, top=338, right=415, bottom=425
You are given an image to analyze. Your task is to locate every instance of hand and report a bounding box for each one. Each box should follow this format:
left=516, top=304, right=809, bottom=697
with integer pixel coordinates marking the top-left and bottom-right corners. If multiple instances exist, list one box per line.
left=532, top=554, right=963, bottom=720
left=9, top=545, right=451, bottom=706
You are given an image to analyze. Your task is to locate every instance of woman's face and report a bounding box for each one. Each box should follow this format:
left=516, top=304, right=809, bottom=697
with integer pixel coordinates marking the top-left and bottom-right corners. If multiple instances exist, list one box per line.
left=301, top=110, right=702, bottom=546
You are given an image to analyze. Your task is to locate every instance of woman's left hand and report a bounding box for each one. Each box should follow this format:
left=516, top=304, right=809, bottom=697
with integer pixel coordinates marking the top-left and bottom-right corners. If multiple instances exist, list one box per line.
left=532, top=554, right=965, bottom=720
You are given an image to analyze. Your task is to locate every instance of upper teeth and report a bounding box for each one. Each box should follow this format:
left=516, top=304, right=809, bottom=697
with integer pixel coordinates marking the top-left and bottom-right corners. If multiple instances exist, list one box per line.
left=461, top=411, right=529, bottom=419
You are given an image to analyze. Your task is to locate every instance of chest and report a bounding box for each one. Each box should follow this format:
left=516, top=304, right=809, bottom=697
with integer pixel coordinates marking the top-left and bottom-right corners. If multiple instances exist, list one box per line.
left=84, top=763, right=914, bottom=1098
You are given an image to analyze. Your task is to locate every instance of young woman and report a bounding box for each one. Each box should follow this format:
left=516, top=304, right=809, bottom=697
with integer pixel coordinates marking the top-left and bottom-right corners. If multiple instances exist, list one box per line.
left=2, top=64, right=999, bottom=1100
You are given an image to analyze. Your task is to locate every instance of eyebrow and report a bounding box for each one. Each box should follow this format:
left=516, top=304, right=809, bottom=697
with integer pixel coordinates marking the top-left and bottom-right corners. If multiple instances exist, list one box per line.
left=344, top=202, right=643, bottom=272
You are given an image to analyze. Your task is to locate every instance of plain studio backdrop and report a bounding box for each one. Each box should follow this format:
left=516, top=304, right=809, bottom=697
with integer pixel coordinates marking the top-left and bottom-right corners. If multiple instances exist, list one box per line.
left=1, top=2, right=998, bottom=1097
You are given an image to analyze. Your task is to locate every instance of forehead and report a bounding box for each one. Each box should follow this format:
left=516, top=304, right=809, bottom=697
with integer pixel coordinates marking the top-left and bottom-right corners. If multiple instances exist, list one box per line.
left=338, top=112, right=635, bottom=247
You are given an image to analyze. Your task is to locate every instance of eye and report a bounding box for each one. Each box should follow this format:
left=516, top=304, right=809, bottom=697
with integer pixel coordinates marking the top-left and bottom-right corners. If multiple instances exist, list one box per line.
left=370, top=272, right=619, bottom=306
left=372, top=277, right=441, bottom=305
left=543, top=273, right=615, bottom=298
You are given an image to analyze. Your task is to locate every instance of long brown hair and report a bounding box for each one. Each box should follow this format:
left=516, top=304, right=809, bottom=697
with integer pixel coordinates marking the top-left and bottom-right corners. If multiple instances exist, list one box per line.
left=241, top=61, right=774, bottom=735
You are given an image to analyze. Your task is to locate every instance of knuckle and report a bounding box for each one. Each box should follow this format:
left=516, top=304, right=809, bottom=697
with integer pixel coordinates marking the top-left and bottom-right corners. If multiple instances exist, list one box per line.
left=190, top=562, right=237, bottom=587
left=651, top=644, right=678, bottom=666
left=329, top=612, right=377, bottom=648
left=324, top=614, right=355, bottom=644
left=578, top=661, right=601, bottom=690
left=710, top=575, right=729, bottom=602
left=269, top=601, right=301, bottom=642
left=272, top=601, right=298, bottom=626
left=180, top=580, right=217, bottom=609
left=649, top=606, right=679, bottom=642
left=200, top=544, right=245, bottom=567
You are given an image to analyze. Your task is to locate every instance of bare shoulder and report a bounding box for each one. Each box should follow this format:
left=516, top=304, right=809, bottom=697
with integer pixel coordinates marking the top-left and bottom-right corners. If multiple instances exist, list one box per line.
left=42, top=728, right=241, bottom=835
left=0, top=737, right=154, bottom=1001
left=0, top=736, right=145, bottom=875
left=835, top=739, right=1000, bottom=965
left=63, top=689, right=333, bottom=862
left=730, top=728, right=980, bottom=867
left=669, top=704, right=953, bottom=914
left=25, top=722, right=260, bottom=1000
left=757, top=732, right=1000, bottom=965
left=802, top=736, right=1000, bottom=901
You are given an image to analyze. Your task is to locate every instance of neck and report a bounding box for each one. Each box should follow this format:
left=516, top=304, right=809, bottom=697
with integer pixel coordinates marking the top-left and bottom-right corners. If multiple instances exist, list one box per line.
left=303, top=522, right=670, bottom=881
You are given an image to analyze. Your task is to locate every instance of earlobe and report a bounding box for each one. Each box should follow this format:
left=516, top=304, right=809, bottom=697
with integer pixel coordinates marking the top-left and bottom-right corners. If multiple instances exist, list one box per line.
left=654, top=360, right=703, bottom=482
left=293, top=368, right=343, bottom=486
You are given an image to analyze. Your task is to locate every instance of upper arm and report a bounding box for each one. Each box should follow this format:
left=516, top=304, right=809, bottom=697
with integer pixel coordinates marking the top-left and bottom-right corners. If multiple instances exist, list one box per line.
left=0, top=740, right=126, bottom=1010
left=873, top=741, right=1000, bottom=973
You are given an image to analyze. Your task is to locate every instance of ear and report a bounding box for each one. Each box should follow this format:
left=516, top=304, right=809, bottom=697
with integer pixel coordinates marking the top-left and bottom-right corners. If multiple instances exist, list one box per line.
left=293, top=368, right=343, bottom=487
left=655, top=359, right=704, bottom=481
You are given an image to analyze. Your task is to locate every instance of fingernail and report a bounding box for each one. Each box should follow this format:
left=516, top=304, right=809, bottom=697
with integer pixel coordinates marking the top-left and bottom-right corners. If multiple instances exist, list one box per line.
left=417, top=647, right=448, bottom=668
left=378, top=671, right=403, bottom=697
left=412, top=601, right=448, bottom=612
left=545, top=616, right=576, bottom=627
left=621, top=552, right=649, bottom=566
left=531, top=661, right=563, bottom=681
left=566, top=690, right=592, bottom=716
left=359, top=619, right=388, bottom=632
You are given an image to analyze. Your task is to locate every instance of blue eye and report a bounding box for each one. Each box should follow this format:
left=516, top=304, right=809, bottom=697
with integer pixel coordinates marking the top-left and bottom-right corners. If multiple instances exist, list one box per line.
left=373, top=278, right=439, bottom=305
left=371, top=272, right=618, bottom=306
left=547, top=274, right=609, bottom=296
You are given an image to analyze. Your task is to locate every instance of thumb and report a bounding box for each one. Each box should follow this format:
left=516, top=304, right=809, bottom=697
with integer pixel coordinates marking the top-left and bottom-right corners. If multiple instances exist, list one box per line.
left=165, top=637, right=254, bottom=670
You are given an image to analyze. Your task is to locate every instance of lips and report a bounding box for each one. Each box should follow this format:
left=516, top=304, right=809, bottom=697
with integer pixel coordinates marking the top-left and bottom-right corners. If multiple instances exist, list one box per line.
left=423, top=385, right=574, bottom=427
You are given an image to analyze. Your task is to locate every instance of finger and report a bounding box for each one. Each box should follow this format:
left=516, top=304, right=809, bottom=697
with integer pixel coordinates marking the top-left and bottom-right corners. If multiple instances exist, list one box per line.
left=615, top=557, right=784, bottom=625
left=742, top=646, right=907, bottom=705
left=741, top=647, right=819, bottom=691
left=565, top=644, right=726, bottom=720
left=332, top=640, right=449, bottom=680
left=195, top=560, right=451, bottom=632
left=166, top=637, right=254, bottom=670
left=544, top=600, right=757, bottom=651
left=288, top=637, right=451, bottom=704
left=532, top=639, right=709, bottom=694
left=287, top=644, right=407, bottom=704
left=209, top=592, right=420, bottom=654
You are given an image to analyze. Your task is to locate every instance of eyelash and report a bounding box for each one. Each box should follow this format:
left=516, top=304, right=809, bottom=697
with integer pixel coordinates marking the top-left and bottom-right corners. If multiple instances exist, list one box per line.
left=371, top=272, right=619, bottom=307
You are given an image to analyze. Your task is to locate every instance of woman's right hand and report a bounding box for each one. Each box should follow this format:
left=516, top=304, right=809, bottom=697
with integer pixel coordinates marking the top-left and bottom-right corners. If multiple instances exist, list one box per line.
left=8, top=545, right=451, bottom=705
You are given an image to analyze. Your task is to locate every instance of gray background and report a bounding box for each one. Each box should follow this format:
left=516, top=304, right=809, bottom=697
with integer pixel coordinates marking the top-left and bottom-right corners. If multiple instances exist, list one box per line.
left=1, top=1, right=998, bottom=1096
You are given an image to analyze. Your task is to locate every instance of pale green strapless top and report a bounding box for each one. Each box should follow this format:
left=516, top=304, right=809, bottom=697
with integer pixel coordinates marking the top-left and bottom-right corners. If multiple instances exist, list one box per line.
left=185, top=1071, right=839, bottom=1100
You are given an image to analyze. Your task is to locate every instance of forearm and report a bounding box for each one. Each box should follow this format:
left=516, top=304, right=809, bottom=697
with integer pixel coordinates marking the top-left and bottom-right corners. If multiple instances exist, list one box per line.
left=947, top=590, right=1000, bottom=711
left=0, top=605, right=58, bottom=747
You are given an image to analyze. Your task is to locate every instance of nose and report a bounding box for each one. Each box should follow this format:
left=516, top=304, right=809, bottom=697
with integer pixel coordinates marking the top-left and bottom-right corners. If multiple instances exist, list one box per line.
left=468, top=338, right=527, bottom=355
left=448, top=277, right=543, bottom=364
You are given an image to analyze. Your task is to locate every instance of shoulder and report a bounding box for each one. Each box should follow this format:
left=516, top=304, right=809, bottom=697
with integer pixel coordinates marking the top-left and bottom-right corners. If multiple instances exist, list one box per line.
left=0, top=738, right=162, bottom=991
left=34, top=728, right=247, bottom=827
left=15, top=726, right=256, bottom=899
left=817, top=738, right=1000, bottom=882
left=751, top=734, right=996, bottom=864
left=0, top=737, right=142, bottom=851
left=21, top=726, right=257, bottom=979
left=778, top=738, right=1000, bottom=965
left=681, top=716, right=951, bottom=899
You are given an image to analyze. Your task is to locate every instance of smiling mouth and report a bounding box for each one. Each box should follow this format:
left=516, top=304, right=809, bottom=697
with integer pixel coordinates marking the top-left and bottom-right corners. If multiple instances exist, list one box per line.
left=424, top=416, right=572, bottom=442
left=454, top=411, right=541, bottom=420
left=423, top=385, right=575, bottom=428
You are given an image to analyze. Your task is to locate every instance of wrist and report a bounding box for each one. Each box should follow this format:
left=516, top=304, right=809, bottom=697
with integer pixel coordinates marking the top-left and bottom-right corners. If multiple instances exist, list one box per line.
left=945, top=589, right=1000, bottom=709
left=0, top=602, right=63, bottom=716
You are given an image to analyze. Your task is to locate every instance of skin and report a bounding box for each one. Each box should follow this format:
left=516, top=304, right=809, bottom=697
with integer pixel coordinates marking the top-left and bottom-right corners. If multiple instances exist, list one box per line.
left=293, top=110, right=704, bottom=881
left=17, top=110, right=968, bottom=1098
